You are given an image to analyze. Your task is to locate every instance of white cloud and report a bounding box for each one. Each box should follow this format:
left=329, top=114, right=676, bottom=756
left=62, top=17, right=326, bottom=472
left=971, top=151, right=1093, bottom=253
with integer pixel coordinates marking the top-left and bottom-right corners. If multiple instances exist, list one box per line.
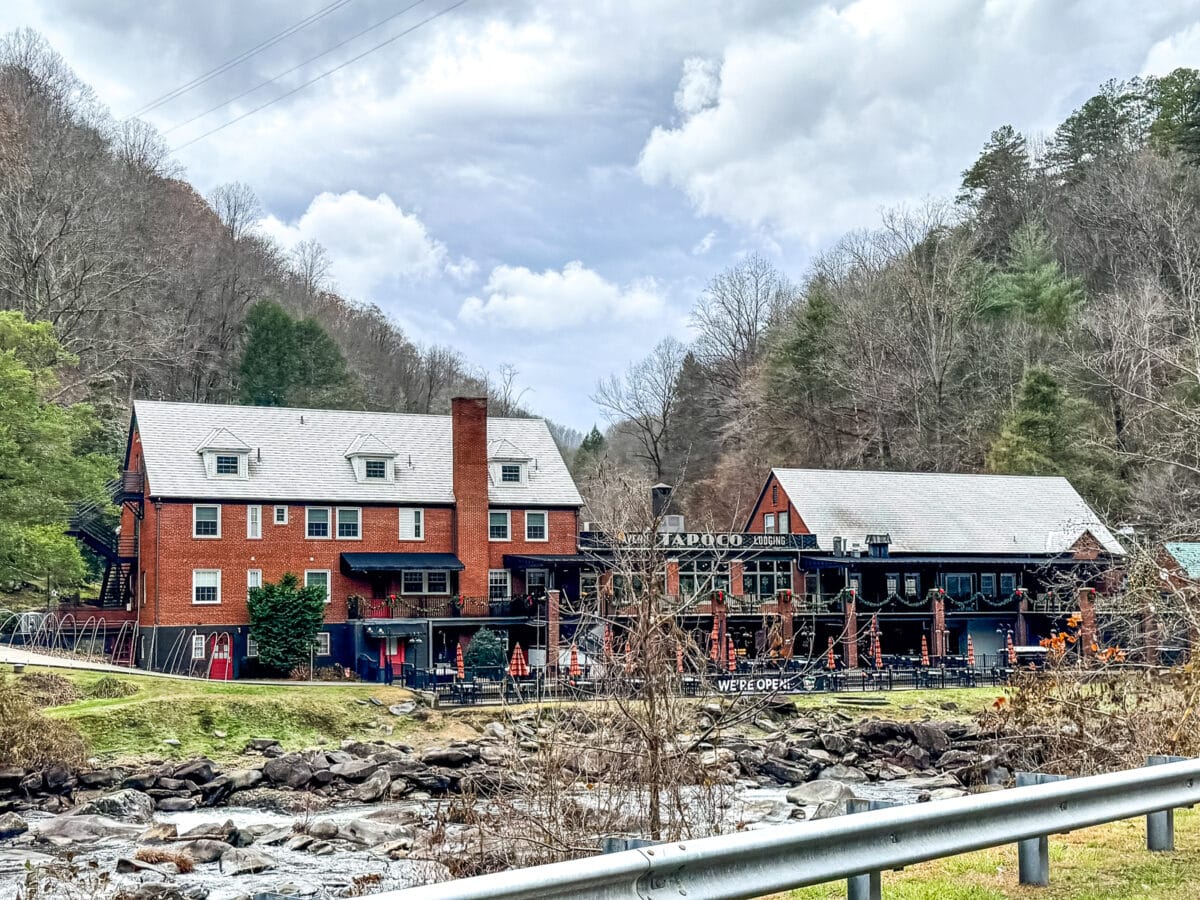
left=459, top=260, right=666, bottom=331
left=1142, top=22, right=1200, bottom=74
left=674, top=56, right=720, bottom=116
left=691, top=230, right=718, bottom=255
left=258, top=191, right=448, bottom=299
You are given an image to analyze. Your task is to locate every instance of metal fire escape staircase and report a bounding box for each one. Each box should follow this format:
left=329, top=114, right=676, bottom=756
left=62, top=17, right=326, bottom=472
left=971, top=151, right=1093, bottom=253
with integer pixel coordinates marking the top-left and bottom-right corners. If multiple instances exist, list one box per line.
left=66, top=472, right=144, bottom=610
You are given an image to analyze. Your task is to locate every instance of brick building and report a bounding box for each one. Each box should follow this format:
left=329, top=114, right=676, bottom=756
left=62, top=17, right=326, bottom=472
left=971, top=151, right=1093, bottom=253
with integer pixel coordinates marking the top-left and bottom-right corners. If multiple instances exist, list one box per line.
left=90, top=397, right=582, bottom=678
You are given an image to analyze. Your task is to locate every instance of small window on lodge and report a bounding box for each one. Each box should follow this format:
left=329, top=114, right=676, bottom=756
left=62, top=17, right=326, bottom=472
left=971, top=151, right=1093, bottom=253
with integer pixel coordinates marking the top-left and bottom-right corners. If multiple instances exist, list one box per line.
left=763, top=513, right=776, bottom=534
left=305, top=570, right=331, bottom=603
left=525, top=510, right=547, bottom=541
left=337, top=508, right=361, bottom=539
left=1000, top=573, right=1017, bottom=595
left=246, top=636, right=259, bottom=658
left=191, top=634, right=206, bottom=660
left=215, top=455, right=240, bottom=475
left=489, top=510, right=511, bottom=540
left=365, top=459, right=387, bottom=480
left=904, top=574, right=919, bottom=596
left=306, top=507, right=330, bottom=538
left=274, top=505, right=288, bottom=525
left=886, top=574, right=899, bottom=596
left=500, top=464, right=521, bottom=483
left=981, top=573, right=997, bottom=597
left=193, top=505, right=219, bottom=538
left=314, top=633, right=331, bottom=656
left=488, top=569, right=510, bottom=600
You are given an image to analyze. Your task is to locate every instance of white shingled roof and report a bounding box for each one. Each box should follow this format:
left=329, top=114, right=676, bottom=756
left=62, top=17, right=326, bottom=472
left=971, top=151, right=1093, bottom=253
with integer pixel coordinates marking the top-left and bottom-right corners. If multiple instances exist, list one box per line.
left=770, top=468, right=1124, bottom=556
left=132, top=400, right=583, bottom=507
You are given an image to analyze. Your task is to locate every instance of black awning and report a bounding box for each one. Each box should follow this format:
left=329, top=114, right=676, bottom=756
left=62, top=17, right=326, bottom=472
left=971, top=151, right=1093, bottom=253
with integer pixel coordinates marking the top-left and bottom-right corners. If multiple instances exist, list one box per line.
left=503, top=554, right=593, bottom=570
left=797, top=554, right=1065, bottom=569
left=341, top=552, right=465, bottom=575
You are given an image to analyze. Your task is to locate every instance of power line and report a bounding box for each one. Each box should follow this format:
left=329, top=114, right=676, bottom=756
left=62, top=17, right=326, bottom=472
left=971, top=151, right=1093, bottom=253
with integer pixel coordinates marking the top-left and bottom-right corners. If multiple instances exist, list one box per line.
left=164, top=0, right=429, bottom=135
left=131, top=0, right=357, bottom=117
left=171, top=0, right=470, bottom=152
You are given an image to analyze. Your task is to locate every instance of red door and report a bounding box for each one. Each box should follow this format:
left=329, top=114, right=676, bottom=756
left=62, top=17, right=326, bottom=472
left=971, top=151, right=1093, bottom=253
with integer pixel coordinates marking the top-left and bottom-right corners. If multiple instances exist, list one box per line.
left=208, top=633, right=232, bottom=680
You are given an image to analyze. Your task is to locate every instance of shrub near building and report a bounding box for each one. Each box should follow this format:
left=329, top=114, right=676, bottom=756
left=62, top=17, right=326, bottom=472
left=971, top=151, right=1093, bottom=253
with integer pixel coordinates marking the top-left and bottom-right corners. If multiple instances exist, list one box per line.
left=247, top=573, right=327, bottom=676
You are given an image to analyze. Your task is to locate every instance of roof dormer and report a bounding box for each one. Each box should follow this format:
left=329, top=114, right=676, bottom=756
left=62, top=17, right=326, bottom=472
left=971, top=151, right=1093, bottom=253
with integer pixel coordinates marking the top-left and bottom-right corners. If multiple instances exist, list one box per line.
left=488, top=438, right=533, bottom=486
left=197, top=427, right=251, bottom=480
left=344, top=433, right=398, bottom=484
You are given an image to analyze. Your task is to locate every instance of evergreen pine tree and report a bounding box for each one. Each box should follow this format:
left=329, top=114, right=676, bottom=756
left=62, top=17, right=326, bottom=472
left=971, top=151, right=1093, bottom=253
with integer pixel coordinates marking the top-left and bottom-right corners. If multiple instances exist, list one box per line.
left=983, top=222, right=1084, bottom=332
left=573, top=425, right=607, bottom=476
left=247, top=572, right=327, bottom=675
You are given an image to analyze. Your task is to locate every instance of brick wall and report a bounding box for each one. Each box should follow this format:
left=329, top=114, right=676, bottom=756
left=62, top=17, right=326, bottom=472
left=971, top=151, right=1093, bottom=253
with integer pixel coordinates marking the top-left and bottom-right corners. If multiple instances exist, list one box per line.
left=453, top=397, right=490, bottom=598
left=745, top=473, right=809, bottom=535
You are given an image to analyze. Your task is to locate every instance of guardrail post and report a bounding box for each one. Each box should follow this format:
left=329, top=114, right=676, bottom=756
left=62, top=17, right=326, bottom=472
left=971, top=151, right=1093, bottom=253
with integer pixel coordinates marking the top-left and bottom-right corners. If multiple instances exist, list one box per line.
left=1015, top=772, right=1067, bottom=885
left=846, top=798, right=895, bottom=900
left=1146, top=755, right=1187, bottom=851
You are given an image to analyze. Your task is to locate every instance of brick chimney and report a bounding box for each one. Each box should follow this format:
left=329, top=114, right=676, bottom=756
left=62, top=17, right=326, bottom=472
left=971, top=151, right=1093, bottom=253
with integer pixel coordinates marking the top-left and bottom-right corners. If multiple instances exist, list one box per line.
left=452, top=397, right=490, bottom=599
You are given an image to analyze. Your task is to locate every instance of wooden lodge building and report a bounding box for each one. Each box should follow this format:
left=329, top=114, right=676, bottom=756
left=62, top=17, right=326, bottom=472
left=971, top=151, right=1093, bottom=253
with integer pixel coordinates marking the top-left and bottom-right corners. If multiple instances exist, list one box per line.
left=66, top=397, right=1125, bottom=679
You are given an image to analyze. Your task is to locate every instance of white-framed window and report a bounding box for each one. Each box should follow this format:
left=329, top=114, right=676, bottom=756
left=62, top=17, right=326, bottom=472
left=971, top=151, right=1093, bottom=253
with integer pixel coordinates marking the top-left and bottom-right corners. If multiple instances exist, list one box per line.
left=1000, top=573, right=1017, bottom=595
left=314, top=632, right=331, bottom=656
left=191, top=634, right=206, bottom=660
left=904, top=574, right=920, bottom=597
left=399, top=508, right=424, bottom=541
left=273, top=505, right=288, bottom=525
left=944, top=573, right=973, bottom=599
left=305, top=569, right=331, bottom=604
left=401, top=570, right=451, bottom=594
left=526, top=568, right=549, bottom=597
left=763, top=513, right=776, bottom=534
left=981, top=573, right=997, bottom=597
left=246, top=635, right=259, bottom=658
left=247, top=568, right=262, bottom=599
left=247, top=505, right=262, bottom=539
left=500, top=463, right=522, bottom=483
left=193, top=504, right=220, bottom=538
left=215, top=454, right=240, bottom=475
left=778, top=511, right=790, bottom=533
left=364, top=458, right=388, bottom=480
left=192, top=569, right=221, bottom=605
left=489, top=509, right=511, bottom=541
left=336, top=507, right=361, bottom=540
left=306, top=507, right=331, bottom=539
left=488, top=569, right=510, bottom=600
left=885, top=573, right=899, bottom=596
left=525, top=510, right=547, bottom=541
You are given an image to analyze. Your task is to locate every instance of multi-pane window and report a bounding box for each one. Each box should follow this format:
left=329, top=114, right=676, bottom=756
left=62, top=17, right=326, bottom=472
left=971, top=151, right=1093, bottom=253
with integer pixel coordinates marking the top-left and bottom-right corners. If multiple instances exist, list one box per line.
left=500, top=464, right=521, bottom=483
left=192, top=570, right=221, bottom=605
left=981, top=573, right=997, bottom=597
left=526, top=569, right=549, bottom=597
left=742, top=560, right=791, bottom=598
left=489, top=510, right=511, bottom=541
left=247, top=569, right=262, bottom=599
left=679, top=559, right=729, bottom=598
left=525, top=510, right=547, bottom=541
left=580, top=571, right=599, bottom=600
left=399, top=508, right=424, bottom=540
left=848, top=573, right=862, bottom=594
left=274, top=505, right=288, bottom=525
left=364, top=459, right=388, bottom=480
left=763, top=513, right=776, bottom=534
left=401, top=570, right=449, bottom=594
left=904, top=574, right=920, bottom=596
left=488, top=569, right=511, bottom=600
left=777, top=511, right=790, bottom=533
left=305, top=570, right=331, bottom=603
left=886, top=573, right=900, bottom=596
left=215, top=455, right=239, bottom=475
left=193, top=505, right=220, bottom=538
left=944, top=573, right=973, bottom=599
left=336, top=507, right=361, bottom=539
left=191, top=634, right=206, bottom=660
left=315, top=632, right=331, bottom=656
left=306, top=507, right=330, bottom=539
left=247, top=505, right=261, bottom=539
left=246, top=635, right=259, bottom=658
left=1000, top=573, right=1017, bottom=596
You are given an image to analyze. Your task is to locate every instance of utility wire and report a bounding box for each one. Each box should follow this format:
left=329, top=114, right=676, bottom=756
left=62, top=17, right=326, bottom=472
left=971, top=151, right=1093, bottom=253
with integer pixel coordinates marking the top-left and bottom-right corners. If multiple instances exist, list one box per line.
left=164, top=0, right=428, bottom=135
left=131, top=0, right=357, bottom=117
left=171, top=0, right=470, bottom=152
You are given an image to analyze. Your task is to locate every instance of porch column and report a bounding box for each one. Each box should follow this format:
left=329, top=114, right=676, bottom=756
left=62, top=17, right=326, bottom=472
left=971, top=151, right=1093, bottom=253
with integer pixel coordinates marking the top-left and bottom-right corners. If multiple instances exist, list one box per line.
left=844, top=595, right=859, bottom=669
left=547, top=589, right=561, bottom=677
left=713, top=591, right=729, bottom=661
left=1016, top=592, right=1030, bottom=646
left=777, top=589, right=794, bottom=659
left=1078, top=587, right=1097, bottom=656
left=932, top=590, right=947, bottom=657
left=729, top=559, right=745, bottom=602
left=665, top=558, right=681, bottom=599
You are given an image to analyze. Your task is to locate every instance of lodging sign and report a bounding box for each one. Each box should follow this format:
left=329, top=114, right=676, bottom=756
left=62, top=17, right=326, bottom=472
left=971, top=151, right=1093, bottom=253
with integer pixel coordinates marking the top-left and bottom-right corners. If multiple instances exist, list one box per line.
left=616, top=532, right=819, bottom=550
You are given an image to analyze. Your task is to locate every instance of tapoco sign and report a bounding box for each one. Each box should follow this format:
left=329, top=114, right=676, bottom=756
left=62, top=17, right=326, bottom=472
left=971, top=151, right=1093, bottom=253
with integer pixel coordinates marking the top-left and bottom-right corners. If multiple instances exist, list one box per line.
left=619, top=532, right=818, bottom=550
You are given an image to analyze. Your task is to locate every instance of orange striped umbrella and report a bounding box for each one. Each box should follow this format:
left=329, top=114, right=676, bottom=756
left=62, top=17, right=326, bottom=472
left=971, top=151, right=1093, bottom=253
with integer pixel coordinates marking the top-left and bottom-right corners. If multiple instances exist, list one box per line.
left=726, top=635, right=737, bottom=672
left=826, top=636, right=836, bottom=670
left=920, top=635, right=930, bottom=667
left=709, top=618, right=721, bottom=662
left=508, top=642, right=530, bottom=677
left=966, top=635, right=975, bottom=668
left=675, top=642, right=684, bottom=674
left=604, top=626, right=613, bottom=657
left=569, top=643, right=582, bottom=677
left=1006, top=632, right=1017, bottom=666
left=874, top=630, right=883, bottom=669
left=455, top=642, right=465, bottom=680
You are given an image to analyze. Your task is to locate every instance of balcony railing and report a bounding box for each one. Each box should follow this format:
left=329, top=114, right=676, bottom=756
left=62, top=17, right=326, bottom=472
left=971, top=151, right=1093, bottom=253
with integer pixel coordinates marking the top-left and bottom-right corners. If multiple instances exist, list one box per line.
left=1028, top=593, right=1079, bottom=614
left=347, top=595, right=542, bottom=620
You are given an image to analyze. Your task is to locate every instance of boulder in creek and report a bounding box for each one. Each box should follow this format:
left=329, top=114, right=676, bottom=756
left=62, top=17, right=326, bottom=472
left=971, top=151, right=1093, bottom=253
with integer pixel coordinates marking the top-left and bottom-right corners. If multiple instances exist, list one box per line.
left=785, top=781, right=857, bottom=805
left=926, top=787, right=968, bottom=801
left=179, top=838, right=231, bottom=863
left=34, top=814, right=143, bottom=845
left=172, top=760, right=216, bottom=785
left=910, top=723, right=951, bottom=755
left=305, top=820, right=339, bottom=840
left=758, top=758, right=816, bottom=785
left=354, top=769, right=392, bottom=802
left=856, top=720, right=906, bottom=743
left=420, top=747, right=474, bottom=768
left=339, top=818, right=413, bottom=848
left=329, top=759, right=379, bottom=781
left=0, top=812, right=28, bottom=838
left=219, top=846, right=276, bottom=876
left=263, top=755, right=313, bottom=789
left=72, top=789, right=156, bottom=824
left=116, top=856, right=175, bottom=877
left=177, top=819, right=240, bottom=844
left=138, top=822, right=178, bottom=843
left=156, top=797, right=197, bottom=812
left=77, top=768, right=124, bottom=789
left=819, top=733, right=850, bottom=755
left=816, top=764, right=869, bottom=784
left=482, top=721, right=507, bottom=739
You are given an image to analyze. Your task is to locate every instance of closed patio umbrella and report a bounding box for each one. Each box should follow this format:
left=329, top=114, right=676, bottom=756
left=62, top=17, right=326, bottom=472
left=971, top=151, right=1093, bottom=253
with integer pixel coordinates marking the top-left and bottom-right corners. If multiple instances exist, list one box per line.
left=1006, top=632, right=1017, bottom=666
left=920, top=635, right=930, bottom=667
left=569, top=643, right=582, bottom=677
left=726, top=635, right=737, bottom=672
left=966, top=635, right=976, bottom=669
left=826, top=636, right=836, bottom=670
left=455, top=642, right=465, bottom=680
left=676, top=642, right=684, bottom=674
left=508, top=643, right=530, bottom=678
left=604, top=626, right=613, bottom=658
left=874, top=630, right=883, bottom=670
left=709, top=618, right=721, bottom=662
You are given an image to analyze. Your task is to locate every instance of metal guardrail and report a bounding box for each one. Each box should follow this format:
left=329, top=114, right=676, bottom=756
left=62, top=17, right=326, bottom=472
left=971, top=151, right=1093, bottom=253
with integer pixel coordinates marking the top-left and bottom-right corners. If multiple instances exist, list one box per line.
left=369, top=757, right=1200, bottom=900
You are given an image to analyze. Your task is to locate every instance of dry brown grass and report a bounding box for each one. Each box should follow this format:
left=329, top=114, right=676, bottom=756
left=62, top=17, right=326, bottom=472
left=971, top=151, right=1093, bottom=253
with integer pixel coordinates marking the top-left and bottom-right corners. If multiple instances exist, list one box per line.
left=133, top=847, right=195, bottom=874
left=0, top=676, right=87, bottom=768
left=18, top=672, right=80, bottom=707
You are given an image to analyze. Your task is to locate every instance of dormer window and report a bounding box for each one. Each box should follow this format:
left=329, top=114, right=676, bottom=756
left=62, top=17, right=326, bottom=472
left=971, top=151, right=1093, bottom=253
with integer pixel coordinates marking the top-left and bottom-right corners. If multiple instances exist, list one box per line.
left=488, top=438, right=532, bottom=487
left=365, top=459, right=388, bottom=480
left=501, top=464, right=522, bottom=483
left=196, top=427, right=251, bottom=480
left=215, top=455, right=240, bottom=475
left=344, top=434, right=397, bottom=484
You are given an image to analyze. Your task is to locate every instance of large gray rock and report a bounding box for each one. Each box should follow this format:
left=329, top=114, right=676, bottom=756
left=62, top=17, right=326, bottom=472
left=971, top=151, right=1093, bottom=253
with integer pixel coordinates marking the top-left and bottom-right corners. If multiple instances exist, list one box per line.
left=219, top=847, right=275, bottom=876
left=329, top=759, right=379, bottom=781
left=339, top=818, right=413, bottom=847
left=73, top=789, right=156, bottom=824
left=420, top=748, right=474, bottom=768
left=179, top=839, right=230, bottom=863
left=758, top=757, right=815, bottom=785
left=172, top=760, right=216, bottom=785
left=263, top=755, right=313, bottom=789
left=482, top=721, right=507, bottom=739
left=35, top=814, right=142, bottom=845
left=156, top=796, right=197, bottom=812
left=785, top=781, right=857, bottom=805
left=389, top=702, right=417, bottom=717
left=354, top=769, right=392, bottom=802
left=819, top=733, right=850, bottom=755
left=910, top=723, right=951, bottom=755
left=0, top=812, right=28, bottom=838
left=816, top=764, right=869, bottom=784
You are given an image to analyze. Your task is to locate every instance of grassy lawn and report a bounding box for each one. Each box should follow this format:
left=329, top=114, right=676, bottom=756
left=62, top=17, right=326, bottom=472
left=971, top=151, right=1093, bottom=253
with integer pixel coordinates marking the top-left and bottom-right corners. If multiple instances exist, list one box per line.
left=788, top=686, right=1003, bottom=721
left=30, top=666, right=423, bottom=762
left=778, top=808, right=1200, bottom=900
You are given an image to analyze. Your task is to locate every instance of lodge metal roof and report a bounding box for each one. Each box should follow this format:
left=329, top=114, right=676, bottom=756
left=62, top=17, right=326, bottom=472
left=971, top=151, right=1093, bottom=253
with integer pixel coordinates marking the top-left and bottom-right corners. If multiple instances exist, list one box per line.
left=770, top=468, right=1124, bottom=556
left=132, top=400, right=583, bottom=507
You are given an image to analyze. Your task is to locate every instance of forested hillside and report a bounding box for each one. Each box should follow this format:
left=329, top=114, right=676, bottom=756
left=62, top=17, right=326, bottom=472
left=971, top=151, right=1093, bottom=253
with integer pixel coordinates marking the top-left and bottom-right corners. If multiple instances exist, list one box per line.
left=0, top=29, right=513, bottom=457
left=594, top=70, right=1200, bottom=532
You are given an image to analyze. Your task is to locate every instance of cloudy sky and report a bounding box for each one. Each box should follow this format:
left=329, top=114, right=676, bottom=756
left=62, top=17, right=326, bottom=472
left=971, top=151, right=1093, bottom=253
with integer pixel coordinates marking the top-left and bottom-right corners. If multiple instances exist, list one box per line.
left=4, top=1, right=1200, bottom=429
